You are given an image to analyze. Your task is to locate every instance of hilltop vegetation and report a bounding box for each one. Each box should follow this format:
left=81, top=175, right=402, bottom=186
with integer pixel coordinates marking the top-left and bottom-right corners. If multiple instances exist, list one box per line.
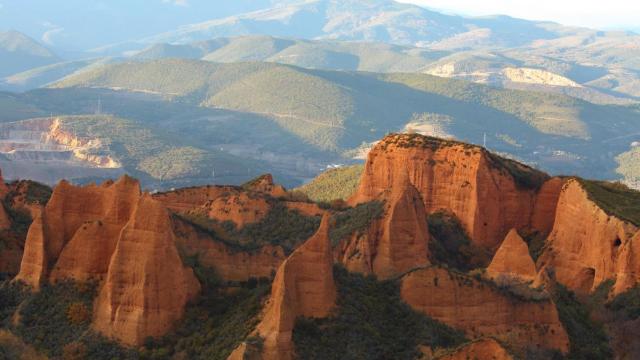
left=53, top=59, right=640, bottom=151
left=578, top=178, right=640, bottom=227
left=35, top=59, right=640, bottom=183
left=296, top=164, right=364, bottom=202
left=55, top=115, right=268, bottom=185
left=293, top=266, right=466, bottom=360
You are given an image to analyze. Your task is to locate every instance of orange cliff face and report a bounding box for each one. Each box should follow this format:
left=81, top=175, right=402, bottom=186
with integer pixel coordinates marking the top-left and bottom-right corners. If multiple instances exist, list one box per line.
left=486, top=229, right=537, bottom=285
left=401, top=266, right=569, bottom=354
left=336, top=169, right=430, bottom=279
left=14, top=176, right=141, bottom=287
left=243, top=174, right=288, bottom=198
left=349, top=134, right=553, bottom=250
left=153, top=173, right=285, bottom=215
left=537, top=179, right=640, bottom=295
left=230, top=215, right=336, bottom=360
left=439, top=339, right=514, bottom=360
left=12, top=176, right=200, bottom=346
left=93, top=195, right=200, bottom=346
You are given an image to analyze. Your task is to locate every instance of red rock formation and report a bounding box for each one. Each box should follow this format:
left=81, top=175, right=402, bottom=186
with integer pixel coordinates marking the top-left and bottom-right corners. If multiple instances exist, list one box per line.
left=202, top=192, right=270, bottom=228
left=349, top=134, right=548, bottom=249
left=244, top=174, right=287, bottom=198
left=154, top=175, right=286, bottom=215
left=15, top=176, right=141, bottom=288
left=531, top=177, right=565, bottom=236
left=12, top=175, right=200, bottom=345
left=172, top=216, right=285, bottom=282
left=337, top=169, right=430, bottom=279
left=0, top=168, right=9, bottom=199
left=438, top=339, right=513, bottom=360
left=233, top=214, right=336, bottom=360
left=0, top=169, right=11, bottom=230
left=93, top=195, right=200, bottom=346
left=401, top=266, right=569, bottom=353
left=486, top=229, right=537, bottom=285
left=153, top=185, right=237, bottom=213
left=13, top=206, right=49, bottom=287
left=537, top=179, right=640, bottom=295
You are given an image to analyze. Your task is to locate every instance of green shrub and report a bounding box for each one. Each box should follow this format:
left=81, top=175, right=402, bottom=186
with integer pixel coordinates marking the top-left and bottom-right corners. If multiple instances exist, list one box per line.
left=578, top=178, right=640, bottom=226
left=141, top=271, right=270, bottom=360
left=0, top=281, right=27, bottom=326
left=550, top=283, right=612, bottom=359
left=12, top=280, right=133, bottom=359
left=329, top=201, right=384, bottom=246
left=292, top=266, right=466, bottom=359
left=296, top=165, right=364, bottom=203
left=607, top=285, right=640, bottom=320
left=427, top=211, right=490, bottom=272
left=179, top=202, right=321, bottom=254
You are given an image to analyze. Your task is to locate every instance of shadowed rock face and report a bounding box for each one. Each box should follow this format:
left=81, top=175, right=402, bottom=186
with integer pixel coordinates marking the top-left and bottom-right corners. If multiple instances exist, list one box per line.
left=172, top=216, right=285, bottom=282
left=230, top=214, right=336, bottom=360
left=349, top=134, right=550, bottom=250
left=401, top=267, right=569, bottom=354
left=439, top=338, right=514, bottom=360
left=336, top=169, right=430, bottom=279
left=537, top=179, right=640, bottom=295
left=13, top=176, right=199, bottom=346
left=486, top=229, right=537, bottom=285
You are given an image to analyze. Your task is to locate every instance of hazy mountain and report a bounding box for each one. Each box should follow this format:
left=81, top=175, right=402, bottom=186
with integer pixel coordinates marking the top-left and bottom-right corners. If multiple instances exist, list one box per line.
left=143, top=0, right=563, bottom=48
left=48, top=59, right=640, bottom=183
left=0, top=0, right=279, bottom=52
left=0, top=58, right=115, bottom=92
left=0, top=31, right=59, bottom=77
left=129, top=35, right=637, bottom=104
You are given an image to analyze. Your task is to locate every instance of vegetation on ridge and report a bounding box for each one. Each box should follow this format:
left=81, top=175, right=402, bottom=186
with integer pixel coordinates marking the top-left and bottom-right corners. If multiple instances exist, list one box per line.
left=550, top=283, right=613, bottom=359
left=178, top=202, right=321, bottom=254
left=578, top=178, right=640, bottom=226
left=292, top=266, right=467, bottom=359
left=0, top=280, right=133, bottom=359
left=140, top=266, right=270, bottom=360
left=296, top=164, right=364, bottom=203
left=427, top=211, right=491, bottom=272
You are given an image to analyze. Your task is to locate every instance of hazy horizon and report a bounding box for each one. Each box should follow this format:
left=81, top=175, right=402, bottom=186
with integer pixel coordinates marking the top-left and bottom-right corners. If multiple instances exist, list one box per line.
left=399, top=0, right=639, bottom=31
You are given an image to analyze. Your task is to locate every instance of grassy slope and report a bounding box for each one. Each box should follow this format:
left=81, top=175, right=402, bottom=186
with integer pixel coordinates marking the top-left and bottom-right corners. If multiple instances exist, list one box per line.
left=578, top=178, right=640, bottom=227
left=296, top=164, right=364, bottom=202
left=0, top=92, right=45, bottom=122
left=50, top=59, right=640, bottom=180
left=54, top=115, right=265, bottom=184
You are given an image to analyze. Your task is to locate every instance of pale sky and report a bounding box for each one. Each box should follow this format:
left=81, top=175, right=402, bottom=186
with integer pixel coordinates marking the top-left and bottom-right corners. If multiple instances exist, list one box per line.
left=397, top=0, right=640, bottom=30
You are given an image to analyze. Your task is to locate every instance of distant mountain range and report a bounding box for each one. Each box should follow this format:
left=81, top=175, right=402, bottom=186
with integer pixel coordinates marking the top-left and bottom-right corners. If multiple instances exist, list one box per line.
left=8, top=59, right=636, bottom=185
left=0, top=0, right=640, bottom=189
left=0, top=31, right=59, bottom=77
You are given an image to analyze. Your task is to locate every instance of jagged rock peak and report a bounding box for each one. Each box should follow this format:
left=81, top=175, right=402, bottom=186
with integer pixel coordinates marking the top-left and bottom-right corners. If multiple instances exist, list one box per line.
left=92, top=194, right=200, bottom=345
left=486, top=229, right=537, bottom=285
left=243, top=174, right=287, bottom=197
left=232, top=213, right=336, bottom=360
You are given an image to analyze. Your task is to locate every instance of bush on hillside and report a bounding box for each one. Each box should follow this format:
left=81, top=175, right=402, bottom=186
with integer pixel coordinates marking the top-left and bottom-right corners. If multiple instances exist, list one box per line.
left=292, top=266, right=466, bottom=359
